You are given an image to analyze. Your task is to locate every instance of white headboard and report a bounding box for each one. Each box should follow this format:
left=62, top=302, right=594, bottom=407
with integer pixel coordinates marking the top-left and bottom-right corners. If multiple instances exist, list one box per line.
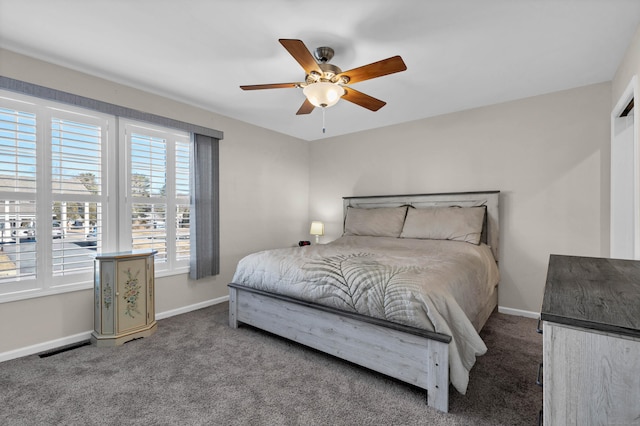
left=343, top=191, right=500, bottom=260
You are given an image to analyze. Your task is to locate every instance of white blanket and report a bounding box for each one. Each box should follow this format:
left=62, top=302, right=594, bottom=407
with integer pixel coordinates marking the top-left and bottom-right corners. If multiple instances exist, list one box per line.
left=232, top=235, right=500, bottom=394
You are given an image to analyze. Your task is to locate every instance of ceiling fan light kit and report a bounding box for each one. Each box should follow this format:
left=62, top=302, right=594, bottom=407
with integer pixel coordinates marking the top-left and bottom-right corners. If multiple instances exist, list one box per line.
left=240, top=39, right=407, bottom=127
left=303, top=82, right=345, bottom=108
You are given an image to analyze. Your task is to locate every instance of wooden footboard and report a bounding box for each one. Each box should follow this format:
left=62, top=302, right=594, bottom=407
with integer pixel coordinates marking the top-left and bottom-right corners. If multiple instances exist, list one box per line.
left=228, top=283, right=452, bottom=412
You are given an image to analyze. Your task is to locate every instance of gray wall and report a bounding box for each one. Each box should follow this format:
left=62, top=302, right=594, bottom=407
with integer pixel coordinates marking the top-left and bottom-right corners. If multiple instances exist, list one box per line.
left=612, top=25, right=640, bottom=105
left=308, top=83, right=611, bottom=314
left=0, top=49, right=310, bottom=355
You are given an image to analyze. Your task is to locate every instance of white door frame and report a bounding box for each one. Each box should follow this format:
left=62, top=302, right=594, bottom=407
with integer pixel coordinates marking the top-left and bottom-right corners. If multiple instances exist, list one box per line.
left=611, top=76, right=638, bottom=259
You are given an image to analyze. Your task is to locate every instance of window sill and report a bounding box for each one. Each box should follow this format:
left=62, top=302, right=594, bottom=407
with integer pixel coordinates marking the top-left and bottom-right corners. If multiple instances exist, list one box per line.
left=0, top=281, right=93, bottom=304
left=0, top=267, right=191, bottom=304
left=155, top=266, right=190, bottom=279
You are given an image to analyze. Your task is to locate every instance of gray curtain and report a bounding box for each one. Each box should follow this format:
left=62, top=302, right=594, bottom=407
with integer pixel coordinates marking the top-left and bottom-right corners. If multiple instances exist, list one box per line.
left=190, top=133, right=220, bottom=279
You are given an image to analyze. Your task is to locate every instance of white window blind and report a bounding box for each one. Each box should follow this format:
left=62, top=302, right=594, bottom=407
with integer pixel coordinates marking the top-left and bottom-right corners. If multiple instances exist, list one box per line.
left=175, top=140, right=190, bottom=261
left=0, top=107, right=37, bottom=193
left=129, top=131, right=168, bottom=262
left=122, top=120, right=190, bottom=273
left=0, top=106, right=38, bottom=283
left=0, top=93, right=112, bottom=299
left=51, top=117, right=104, bottom=277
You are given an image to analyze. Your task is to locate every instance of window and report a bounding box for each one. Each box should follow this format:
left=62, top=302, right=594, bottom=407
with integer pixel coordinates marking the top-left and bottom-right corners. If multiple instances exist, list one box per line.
left=0, top=106, right=37, bottom=285
left=175, top=140, right=191, bottom=261
left=51, top=116, right=105, bottom=280
left=0, top=91, right=192, bottom=301
left=0, top=95, right=111, bottom=297
left=120, top=119, right=190, bottom=273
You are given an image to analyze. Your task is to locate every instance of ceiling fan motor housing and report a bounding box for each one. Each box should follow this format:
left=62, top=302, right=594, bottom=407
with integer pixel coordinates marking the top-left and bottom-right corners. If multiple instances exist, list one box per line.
left=313, top=46, right=334, bottom=63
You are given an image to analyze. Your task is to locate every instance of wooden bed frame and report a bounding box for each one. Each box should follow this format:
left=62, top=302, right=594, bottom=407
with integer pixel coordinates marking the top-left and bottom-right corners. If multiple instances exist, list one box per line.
left=228, top=191, right=500, bottom=413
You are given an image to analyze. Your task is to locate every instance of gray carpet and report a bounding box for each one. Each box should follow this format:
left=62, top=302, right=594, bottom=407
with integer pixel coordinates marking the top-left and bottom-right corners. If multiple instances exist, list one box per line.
left=0, top=303, right=542, bottom=425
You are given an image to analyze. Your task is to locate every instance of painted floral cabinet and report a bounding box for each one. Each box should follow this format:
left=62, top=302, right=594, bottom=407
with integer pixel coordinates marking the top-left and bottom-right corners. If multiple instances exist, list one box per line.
left=91, top=250, right=157, bottom=346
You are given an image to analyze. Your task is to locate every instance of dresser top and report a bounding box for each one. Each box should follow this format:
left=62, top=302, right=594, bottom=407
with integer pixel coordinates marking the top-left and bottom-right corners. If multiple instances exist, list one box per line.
left=541, top=254, right=640, bottom=338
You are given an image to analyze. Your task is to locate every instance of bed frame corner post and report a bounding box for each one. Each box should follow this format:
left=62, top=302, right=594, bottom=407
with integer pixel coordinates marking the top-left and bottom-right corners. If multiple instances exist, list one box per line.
left=427, top=340, right=450, bottom=413
left=228, top=285, right=238, bottom=329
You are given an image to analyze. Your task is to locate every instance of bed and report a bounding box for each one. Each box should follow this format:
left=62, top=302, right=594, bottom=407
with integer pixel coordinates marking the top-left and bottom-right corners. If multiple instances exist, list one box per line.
left=228, top=191, right=500, bottom=412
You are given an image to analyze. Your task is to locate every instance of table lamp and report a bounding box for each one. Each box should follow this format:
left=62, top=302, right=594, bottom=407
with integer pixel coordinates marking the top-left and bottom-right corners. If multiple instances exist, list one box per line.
left=309, top=221, right=324, bottom=244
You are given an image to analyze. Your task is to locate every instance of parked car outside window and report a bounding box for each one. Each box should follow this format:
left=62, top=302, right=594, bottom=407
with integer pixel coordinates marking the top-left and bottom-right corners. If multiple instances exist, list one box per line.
left=86, top=226, right=97, bottom=246
left=52, top=221, right=63, bottom=239
left=12, top=222, right=35, bottom=241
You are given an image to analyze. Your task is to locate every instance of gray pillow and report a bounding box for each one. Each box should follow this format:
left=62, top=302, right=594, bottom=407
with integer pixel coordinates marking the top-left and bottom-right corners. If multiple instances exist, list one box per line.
left=343, top=206, right=408, bottom=237
left=400, top=206, right=485, bottom=244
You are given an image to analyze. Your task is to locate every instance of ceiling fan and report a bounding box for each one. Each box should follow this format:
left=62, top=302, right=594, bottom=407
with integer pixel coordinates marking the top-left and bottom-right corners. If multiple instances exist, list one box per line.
left=240, top=39, right=407, bottom=115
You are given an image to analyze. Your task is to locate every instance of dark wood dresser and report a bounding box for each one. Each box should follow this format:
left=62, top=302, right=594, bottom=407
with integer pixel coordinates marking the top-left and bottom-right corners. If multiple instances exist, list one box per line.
left=540, top=254, right=640, bottom=425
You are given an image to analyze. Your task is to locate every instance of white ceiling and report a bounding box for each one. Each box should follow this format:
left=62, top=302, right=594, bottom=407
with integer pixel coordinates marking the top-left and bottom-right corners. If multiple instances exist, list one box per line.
left=1, top=0, right=639, bottom=141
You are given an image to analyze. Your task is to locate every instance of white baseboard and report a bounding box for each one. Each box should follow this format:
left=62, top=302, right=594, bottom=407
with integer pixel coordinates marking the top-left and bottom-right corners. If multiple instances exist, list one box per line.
left=498, top=305, right=540, bottom=319
left=0, top=296, right=229, bottom=363
left=2, top=298, right=534, bottom=363
left=155, top=295, right=229, bottom=320
left=0, top=331, right=94, bottom=363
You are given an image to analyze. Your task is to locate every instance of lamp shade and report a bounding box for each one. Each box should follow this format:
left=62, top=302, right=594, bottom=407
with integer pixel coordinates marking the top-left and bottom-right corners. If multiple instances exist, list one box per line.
left=309, top=221, right=324, bottom=236
left=303, top=82, right=345, bottom=108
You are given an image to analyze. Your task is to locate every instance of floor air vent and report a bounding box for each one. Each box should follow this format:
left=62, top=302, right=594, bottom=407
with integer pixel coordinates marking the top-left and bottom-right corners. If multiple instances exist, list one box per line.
left=38, top=340, right=91, bottom=358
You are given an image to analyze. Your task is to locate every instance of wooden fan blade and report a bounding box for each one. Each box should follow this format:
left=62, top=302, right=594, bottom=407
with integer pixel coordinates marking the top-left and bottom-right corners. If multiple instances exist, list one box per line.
left=342, top=88, right=386, bottom=111
left=296, top=98, right=315, bottom=115
left=338, top=56, right=407, bottom=85
left=279, top=39, right=322, bottom=74
left=240, top=83, right=299, bottom=90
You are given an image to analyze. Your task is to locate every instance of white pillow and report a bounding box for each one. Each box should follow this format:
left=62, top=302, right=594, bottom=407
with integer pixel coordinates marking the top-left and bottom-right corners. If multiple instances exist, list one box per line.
left=343, top=206, right=408, bottom=237
left=400, top=206, right=485, bottom=244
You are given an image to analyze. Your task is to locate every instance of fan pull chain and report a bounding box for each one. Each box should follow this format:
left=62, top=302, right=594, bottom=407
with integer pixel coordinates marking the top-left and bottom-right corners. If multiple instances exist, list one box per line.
left=322, top=107, right=326, bottom=134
